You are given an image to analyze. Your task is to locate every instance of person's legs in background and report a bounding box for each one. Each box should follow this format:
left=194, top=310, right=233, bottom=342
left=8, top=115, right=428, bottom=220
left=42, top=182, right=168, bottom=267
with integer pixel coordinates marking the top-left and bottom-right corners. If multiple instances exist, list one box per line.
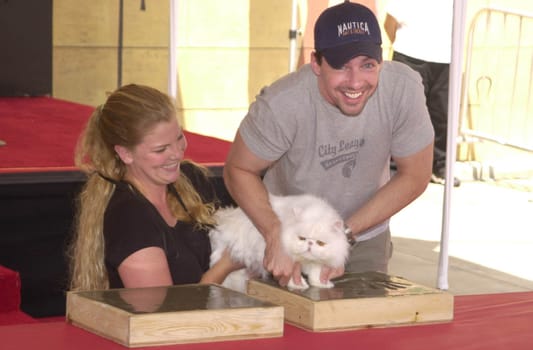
left=345, top=229, right=393, bottom=273
left=427, top=62, right=460, bottom=187
left=392, top=52, right=460, bottom=187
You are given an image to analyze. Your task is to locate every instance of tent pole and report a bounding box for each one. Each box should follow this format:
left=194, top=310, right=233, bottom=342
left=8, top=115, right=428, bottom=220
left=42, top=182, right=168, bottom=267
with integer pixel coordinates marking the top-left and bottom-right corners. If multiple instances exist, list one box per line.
left=438, top=0, right=467, bottom=290
left=168, top=0, right=178, bottom=98
left=288, top=0, right=299, bottom=72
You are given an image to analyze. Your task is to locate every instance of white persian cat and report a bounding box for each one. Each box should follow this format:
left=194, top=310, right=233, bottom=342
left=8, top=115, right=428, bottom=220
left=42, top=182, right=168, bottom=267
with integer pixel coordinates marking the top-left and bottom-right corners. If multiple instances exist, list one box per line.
left=209, top=193, right=350, bottom=293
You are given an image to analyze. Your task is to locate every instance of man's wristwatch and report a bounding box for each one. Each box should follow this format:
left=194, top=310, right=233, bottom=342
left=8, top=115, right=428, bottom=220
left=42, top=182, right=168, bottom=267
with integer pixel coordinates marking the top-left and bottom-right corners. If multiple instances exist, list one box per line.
left=344, top=224, right=356, bottom=246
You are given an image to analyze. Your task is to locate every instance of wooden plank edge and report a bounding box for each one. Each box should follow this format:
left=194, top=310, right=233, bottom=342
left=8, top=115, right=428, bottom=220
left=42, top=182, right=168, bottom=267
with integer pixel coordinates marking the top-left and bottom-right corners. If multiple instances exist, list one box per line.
left=309, top=293, right=454, bottom=331
left=126, top=306, right=284, bottom=347
left=247, top=280, right=314, bottom=330
left=66, top=291, right=132, bottom=346
left=248, top=280, right=454, bottom=332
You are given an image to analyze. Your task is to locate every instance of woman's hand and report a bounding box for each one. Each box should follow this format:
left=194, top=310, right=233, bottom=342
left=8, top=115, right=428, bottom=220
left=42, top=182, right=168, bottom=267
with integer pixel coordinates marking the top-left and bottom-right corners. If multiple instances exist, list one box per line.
left=200, top=249, right=244, bottom=284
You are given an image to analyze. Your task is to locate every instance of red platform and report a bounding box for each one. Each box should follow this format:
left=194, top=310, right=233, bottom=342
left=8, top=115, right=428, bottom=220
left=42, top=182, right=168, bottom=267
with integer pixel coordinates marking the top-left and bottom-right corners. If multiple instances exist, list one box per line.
left=0, top=96, right=232, bottom=173
left=0, top=265, right=20, bottom=312
left=0, top=266, right=36, bottom=326
left=1, top=291, right=532, bottom=349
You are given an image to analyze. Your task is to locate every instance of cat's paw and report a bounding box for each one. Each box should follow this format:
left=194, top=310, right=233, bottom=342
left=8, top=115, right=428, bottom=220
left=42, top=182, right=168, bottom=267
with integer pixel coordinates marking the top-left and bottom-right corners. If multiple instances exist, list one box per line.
left=308, top=278, right=334, bottom=289
left=287, top=277, right=309, bottom=290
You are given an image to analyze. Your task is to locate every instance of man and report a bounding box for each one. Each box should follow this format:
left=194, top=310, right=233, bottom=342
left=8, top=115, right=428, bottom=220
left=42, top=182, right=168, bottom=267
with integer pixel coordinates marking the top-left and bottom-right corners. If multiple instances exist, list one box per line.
left=223, top=1, right=434, bottom=287
left=384, top=0, right=459, bottom=186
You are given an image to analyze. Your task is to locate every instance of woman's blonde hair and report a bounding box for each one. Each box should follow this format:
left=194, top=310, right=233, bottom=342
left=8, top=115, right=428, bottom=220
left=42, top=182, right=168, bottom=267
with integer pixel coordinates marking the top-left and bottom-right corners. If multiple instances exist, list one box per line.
left=68, top=84, right=215, bottom=291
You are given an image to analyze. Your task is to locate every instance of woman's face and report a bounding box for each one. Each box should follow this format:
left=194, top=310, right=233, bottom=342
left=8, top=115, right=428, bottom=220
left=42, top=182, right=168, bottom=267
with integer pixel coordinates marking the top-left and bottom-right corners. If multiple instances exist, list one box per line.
left=117, top=117, right=187, bottom=189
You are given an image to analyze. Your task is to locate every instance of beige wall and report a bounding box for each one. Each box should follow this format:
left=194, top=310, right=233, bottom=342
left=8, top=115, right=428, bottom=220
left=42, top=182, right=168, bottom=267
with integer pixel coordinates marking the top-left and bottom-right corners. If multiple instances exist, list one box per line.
left=174, top=0, right=294, bottom=140
left=53, top=0, right=170, bottom=108
left=53, top=0, right=298, bottom=141
left=52, top=0, right=532, bottom=173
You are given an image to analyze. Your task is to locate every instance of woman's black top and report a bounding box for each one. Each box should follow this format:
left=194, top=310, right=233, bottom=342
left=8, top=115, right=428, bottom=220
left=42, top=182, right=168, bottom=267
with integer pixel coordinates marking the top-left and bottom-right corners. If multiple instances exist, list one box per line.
left=104, top=163, right=218, bottom=288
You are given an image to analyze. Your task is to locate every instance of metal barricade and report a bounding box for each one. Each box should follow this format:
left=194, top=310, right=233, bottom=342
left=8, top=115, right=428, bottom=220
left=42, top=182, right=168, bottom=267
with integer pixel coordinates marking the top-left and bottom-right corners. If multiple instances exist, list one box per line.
left=459, top=6, right=533, bottom=161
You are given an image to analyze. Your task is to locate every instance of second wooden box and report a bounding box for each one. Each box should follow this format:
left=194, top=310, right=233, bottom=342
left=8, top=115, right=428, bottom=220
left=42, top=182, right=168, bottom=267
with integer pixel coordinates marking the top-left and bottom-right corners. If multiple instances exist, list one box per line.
left=247, top=271, right=454, bottom=331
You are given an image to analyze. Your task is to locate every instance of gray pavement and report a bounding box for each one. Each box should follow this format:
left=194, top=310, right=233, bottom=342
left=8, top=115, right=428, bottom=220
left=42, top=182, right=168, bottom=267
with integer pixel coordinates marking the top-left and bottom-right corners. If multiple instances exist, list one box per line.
left=388, top=168, right=533, bottom=295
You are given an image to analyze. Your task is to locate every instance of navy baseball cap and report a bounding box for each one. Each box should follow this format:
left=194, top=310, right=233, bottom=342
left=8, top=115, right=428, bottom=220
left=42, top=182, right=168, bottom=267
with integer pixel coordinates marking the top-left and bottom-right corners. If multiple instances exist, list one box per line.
left=314, top=1, right=382, bottom=69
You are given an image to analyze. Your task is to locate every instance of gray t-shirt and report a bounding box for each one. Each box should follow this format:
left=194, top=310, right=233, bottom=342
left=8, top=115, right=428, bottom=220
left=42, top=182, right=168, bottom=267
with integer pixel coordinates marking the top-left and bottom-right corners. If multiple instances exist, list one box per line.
left=239, top=61, right=434, bottom=241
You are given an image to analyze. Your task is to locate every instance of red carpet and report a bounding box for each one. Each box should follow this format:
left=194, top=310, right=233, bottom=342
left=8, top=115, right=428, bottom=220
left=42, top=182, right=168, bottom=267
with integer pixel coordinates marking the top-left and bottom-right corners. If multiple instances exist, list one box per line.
left=0, top=97, right=231, bottom=173
left=1, top=292, right=533, bottom=348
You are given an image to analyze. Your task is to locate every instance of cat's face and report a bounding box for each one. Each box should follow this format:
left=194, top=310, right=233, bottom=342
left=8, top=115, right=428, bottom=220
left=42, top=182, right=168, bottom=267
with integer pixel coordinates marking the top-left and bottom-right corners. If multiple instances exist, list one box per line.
left=280, top=204, right=349, bottom=268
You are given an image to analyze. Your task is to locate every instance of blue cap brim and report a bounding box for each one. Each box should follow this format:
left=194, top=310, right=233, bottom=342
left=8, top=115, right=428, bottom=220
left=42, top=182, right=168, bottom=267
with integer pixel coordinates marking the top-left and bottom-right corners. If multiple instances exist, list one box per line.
left=321, top=42, right=382, bottom=69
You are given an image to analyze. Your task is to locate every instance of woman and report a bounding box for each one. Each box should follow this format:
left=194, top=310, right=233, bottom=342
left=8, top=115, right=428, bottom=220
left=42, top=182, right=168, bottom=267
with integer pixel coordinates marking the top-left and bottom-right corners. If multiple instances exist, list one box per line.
left=68, top=84, right=239, bottom=291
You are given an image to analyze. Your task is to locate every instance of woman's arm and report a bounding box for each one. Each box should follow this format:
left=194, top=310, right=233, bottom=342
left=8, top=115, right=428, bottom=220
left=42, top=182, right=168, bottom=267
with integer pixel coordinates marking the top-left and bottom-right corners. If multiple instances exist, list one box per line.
left=118, top=247, right=243, bottom=287
left=117, top=247, right=173, bottom=288
left=200, top=249, right=244, bottom=284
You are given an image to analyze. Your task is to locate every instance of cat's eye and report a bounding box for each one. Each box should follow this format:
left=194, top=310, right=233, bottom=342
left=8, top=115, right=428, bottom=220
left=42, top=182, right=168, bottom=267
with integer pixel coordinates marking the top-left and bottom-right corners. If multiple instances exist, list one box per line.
left=316, top=240, right=326, bottom=246
left=298, top=236, right=306, bottom=241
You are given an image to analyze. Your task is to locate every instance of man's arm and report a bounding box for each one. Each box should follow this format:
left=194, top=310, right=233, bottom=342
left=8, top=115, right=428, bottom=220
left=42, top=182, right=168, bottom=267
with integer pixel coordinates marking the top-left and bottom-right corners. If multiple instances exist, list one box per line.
left=344, top=142, right=433, bottom=239
left=223, top=132, right=302, bottom=286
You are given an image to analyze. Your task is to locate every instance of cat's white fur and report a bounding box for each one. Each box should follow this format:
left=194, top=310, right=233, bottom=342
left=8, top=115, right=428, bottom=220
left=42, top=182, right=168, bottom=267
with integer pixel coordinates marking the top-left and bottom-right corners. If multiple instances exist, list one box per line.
left=209, top=193, right=350, bottom=293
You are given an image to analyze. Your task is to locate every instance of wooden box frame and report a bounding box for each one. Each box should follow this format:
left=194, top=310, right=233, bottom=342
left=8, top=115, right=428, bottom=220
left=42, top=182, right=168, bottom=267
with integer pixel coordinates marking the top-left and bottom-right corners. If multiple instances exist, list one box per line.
left=247, top=272, right=454, bottom=331
left=66, top=284, right=283, bottom=347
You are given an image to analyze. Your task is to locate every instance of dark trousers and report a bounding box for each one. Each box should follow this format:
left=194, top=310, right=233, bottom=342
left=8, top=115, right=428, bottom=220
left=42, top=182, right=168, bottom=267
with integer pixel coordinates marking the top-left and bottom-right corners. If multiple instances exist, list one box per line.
left=345, top=228, right=393, bottom=274
left=392, top=51, right=449, bottom=172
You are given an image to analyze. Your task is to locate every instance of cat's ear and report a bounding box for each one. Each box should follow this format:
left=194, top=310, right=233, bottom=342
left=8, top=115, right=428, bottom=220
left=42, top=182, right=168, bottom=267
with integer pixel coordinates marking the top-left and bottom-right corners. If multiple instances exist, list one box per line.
left=334, top=220, right=344, bottom=231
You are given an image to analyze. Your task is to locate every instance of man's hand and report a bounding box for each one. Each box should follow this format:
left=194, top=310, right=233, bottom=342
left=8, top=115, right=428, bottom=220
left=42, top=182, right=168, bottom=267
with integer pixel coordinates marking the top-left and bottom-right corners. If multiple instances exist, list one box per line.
left=263, top=233, right=303, bottom=287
